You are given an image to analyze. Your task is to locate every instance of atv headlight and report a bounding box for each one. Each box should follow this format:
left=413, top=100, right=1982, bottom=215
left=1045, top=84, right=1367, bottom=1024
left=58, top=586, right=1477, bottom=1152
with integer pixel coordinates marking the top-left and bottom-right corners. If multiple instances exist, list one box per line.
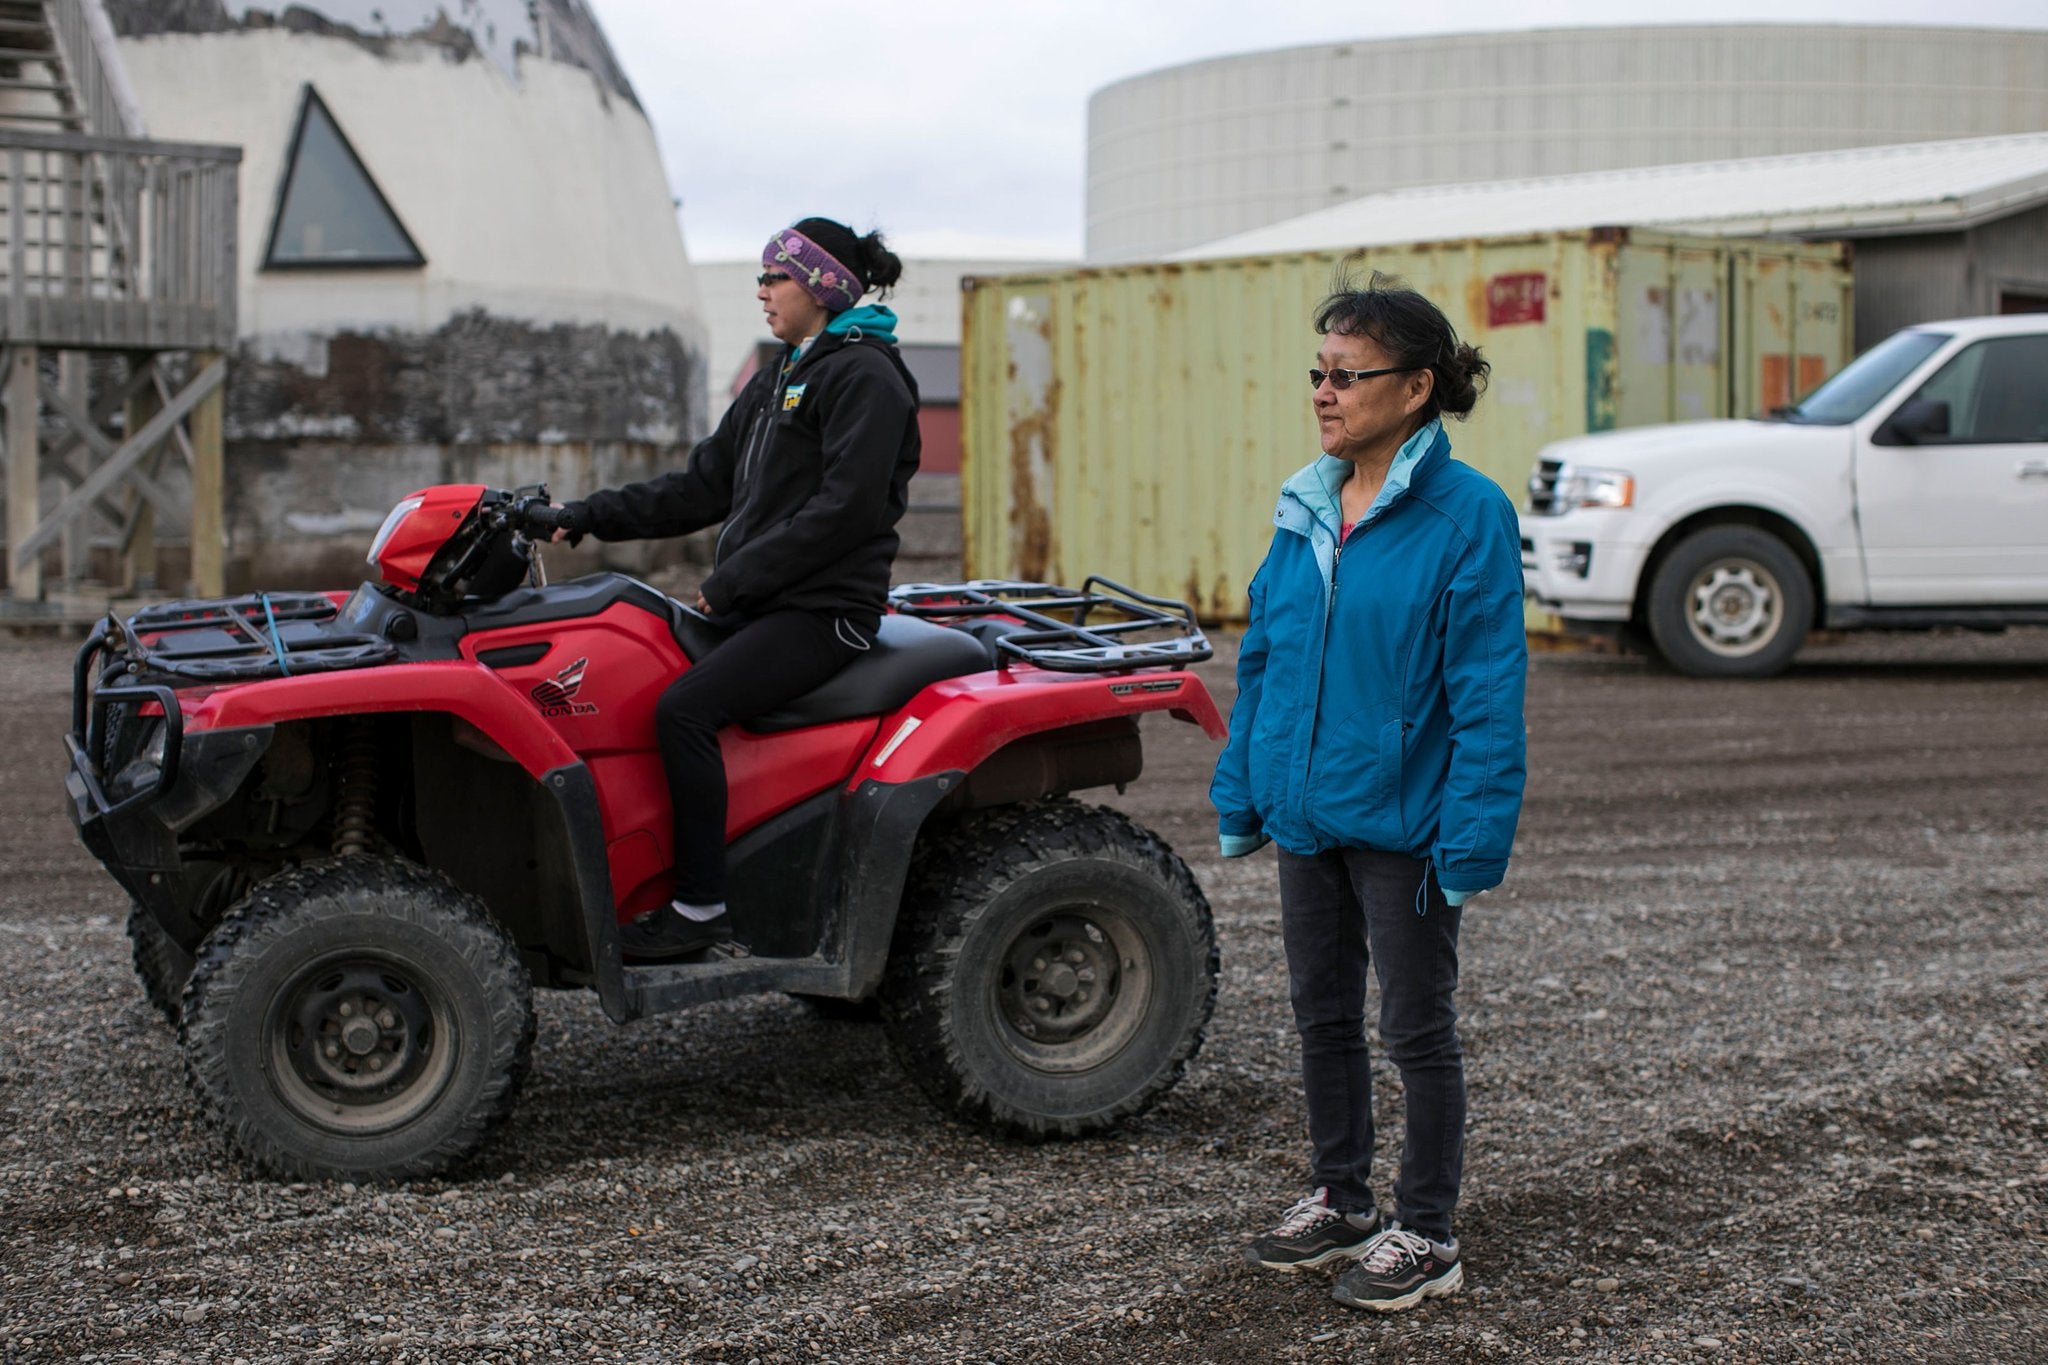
left=367, top=495, right=426, bottom=566
left=1552, top=465, right=1634, bottom=512
left=109, top=720, right=168, bottom=801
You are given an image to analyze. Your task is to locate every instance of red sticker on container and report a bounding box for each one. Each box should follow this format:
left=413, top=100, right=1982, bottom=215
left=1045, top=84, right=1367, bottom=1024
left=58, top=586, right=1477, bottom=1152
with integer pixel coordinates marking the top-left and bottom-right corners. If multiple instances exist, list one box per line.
left=1487, top=272, right=1547, bottom=327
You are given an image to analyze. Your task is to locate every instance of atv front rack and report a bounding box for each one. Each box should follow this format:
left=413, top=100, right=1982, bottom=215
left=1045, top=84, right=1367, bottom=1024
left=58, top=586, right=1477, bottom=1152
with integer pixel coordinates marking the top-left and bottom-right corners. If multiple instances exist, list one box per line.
left=88, top=593, right=397, bottom=685
left=889, top=578, right=1212, bottom=673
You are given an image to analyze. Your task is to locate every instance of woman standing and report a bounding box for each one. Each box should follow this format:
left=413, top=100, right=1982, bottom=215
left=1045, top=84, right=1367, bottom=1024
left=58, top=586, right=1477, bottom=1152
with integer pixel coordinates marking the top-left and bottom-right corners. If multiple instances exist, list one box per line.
left=1210, top=274, right=1527, bottom=1312
left=556, top=218, right=919, bottom=960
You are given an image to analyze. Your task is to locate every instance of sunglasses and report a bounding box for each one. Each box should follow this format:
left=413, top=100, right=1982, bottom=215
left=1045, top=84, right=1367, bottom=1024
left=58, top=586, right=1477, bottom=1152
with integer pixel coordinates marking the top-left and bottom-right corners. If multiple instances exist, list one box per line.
left=1310, top=365, right=1417, bottom=390
left=756, top=270, right=791, bottom=287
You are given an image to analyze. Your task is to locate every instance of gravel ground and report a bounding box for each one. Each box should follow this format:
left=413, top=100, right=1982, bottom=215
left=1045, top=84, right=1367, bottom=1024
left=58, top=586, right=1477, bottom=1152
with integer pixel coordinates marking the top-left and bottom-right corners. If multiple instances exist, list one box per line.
left=1, top=624, right=2044, bottom=1364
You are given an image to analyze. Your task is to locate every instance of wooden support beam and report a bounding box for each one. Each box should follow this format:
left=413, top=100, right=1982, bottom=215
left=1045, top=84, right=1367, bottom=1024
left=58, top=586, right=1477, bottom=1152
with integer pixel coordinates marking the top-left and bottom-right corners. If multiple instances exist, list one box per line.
left=57, top=352, right=90, bottom=582
left=14, top=354, right=224, bottom=568
left=188, top=351, right=224, bottom=596
left=120, top=362, right=157, bottom=588
left=40, top=370, right=182, bottom=524
left=4, top=344, right=38, bottom=600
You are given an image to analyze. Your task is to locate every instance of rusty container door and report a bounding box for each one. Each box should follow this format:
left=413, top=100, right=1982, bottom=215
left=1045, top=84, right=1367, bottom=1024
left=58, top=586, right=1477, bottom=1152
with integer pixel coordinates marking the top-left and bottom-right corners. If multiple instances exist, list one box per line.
left=959, top=231, right=1853, bottom=621
left=1725, top=238, right=1857, bottom=418
left=1610, top=233, right=1854, bottom=425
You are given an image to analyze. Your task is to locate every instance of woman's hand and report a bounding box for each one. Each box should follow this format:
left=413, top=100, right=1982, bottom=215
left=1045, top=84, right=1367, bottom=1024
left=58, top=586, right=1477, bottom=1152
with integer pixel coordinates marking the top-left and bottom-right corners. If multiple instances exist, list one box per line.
left=694, top=592, right=711, bottom=613
left=540, top=502, right=582, bottom=545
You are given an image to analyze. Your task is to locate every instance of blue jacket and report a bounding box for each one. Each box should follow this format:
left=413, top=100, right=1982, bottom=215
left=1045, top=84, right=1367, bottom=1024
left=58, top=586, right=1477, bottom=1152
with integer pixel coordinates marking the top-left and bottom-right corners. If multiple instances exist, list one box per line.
left=1209, top=419, right=1528, bottom=897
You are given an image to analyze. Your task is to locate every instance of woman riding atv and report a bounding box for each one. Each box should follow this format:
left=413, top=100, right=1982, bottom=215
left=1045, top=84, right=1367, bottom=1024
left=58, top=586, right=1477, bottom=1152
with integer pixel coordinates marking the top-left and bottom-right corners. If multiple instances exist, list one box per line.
left=554, top=217, right=919, bottom=960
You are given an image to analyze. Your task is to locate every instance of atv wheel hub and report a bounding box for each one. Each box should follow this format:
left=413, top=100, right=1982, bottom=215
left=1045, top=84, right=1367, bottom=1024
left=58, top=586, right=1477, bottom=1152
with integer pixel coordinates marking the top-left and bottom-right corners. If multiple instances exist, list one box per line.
left=268, top=956, right=458, bottom=1133
left=993, top=907, right=1154, bottom=1073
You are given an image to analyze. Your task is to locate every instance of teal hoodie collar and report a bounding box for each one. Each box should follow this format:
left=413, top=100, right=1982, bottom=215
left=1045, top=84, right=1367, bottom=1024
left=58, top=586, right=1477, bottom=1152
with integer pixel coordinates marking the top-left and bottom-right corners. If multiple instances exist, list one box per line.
left=823, top=303, right=898, bottom=345
left=1278, top=418, right=1446, bottom=535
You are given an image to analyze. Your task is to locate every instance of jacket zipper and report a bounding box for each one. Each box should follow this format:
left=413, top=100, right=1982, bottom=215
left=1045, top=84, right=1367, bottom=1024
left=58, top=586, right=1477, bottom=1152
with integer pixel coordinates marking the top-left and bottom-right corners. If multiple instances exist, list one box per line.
left=1303, top=511, right=1342, bottom=828
left=716, top=345, right=806, bottom=563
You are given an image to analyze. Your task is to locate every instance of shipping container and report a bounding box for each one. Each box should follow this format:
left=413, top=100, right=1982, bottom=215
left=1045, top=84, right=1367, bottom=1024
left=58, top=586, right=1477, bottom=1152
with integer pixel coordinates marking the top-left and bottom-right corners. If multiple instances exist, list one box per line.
left=959, top=229, right=1853, bottom=620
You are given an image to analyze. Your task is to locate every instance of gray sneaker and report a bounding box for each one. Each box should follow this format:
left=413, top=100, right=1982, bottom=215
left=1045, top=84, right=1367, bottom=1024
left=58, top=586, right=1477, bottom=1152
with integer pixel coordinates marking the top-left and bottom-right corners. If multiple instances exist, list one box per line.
left=1331, top=1226, right=1464, bottom=1311
left=1244, top=1188, right=1382, bottom=1272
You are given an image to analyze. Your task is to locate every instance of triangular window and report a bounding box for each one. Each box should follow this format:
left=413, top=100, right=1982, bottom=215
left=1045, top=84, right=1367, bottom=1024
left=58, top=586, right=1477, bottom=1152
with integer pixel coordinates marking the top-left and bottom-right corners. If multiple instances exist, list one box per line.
left=262, top=86, right=425, bottom=269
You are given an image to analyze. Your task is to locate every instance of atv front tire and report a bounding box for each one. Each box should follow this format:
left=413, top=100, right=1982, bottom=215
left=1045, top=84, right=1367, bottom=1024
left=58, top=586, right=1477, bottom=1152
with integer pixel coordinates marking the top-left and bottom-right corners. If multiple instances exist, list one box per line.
left=180, top=857, right=535, bottom=1182
left=127, top=902, right=194, bottom=1026
left=882, top=800, right=1216, bottom=1139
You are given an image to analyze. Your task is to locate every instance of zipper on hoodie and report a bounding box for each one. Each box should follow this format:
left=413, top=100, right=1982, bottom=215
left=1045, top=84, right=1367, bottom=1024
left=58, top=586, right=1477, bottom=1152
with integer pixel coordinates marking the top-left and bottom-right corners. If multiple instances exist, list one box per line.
left=716, top=343, right=805, bottom=563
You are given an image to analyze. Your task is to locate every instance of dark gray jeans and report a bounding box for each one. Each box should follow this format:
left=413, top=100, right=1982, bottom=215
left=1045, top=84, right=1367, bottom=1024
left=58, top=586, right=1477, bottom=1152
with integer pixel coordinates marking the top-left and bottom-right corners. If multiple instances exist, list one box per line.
left=1276, top=845, right=1465, bottom=1242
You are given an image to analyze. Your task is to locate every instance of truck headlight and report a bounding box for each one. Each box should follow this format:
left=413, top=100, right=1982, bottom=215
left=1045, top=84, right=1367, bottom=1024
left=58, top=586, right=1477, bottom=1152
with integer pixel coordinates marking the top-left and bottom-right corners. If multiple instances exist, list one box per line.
left=1552, top=465, right=1635, bottom=513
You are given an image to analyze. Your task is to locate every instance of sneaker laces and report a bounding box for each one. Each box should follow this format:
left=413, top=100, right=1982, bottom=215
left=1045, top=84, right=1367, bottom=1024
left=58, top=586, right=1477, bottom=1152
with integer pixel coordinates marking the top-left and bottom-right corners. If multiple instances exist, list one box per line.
left=1358, top=1227, right=1432, bottom=1274
left=1272, top=1190, right=1340, bottom=1237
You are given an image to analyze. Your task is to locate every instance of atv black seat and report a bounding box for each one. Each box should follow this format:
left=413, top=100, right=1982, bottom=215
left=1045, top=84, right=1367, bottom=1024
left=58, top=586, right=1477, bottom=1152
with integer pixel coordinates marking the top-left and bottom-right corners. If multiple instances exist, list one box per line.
left=745, top=615, right=991, bottom=733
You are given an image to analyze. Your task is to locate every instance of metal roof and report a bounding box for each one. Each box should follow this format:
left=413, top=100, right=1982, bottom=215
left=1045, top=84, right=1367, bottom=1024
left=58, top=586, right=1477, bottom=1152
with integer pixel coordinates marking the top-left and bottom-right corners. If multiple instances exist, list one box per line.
left=1171, top=132, right=2048, bottom=260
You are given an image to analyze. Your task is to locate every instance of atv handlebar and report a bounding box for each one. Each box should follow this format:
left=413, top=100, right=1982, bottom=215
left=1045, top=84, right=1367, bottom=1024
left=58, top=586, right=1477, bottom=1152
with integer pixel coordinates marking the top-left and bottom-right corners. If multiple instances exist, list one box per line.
left=510, top=498, right=577, bottom=541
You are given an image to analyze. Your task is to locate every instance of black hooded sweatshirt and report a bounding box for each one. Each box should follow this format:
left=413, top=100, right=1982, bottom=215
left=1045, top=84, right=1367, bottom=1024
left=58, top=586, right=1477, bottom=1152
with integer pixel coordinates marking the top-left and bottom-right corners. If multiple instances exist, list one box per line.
left=568, top=324, right=920, bottom=621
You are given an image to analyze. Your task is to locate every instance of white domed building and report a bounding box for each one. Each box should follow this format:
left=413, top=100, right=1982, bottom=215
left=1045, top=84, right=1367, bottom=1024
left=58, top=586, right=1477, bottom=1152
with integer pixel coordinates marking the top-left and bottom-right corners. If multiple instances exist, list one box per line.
left=105, top=0, right=708, bottom=586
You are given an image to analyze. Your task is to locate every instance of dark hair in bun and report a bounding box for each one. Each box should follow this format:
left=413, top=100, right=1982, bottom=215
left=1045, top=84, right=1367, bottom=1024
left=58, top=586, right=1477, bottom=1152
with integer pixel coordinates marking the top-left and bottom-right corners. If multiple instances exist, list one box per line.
left=791, top=217, right=904, bottom=300
left=1314, top=268, right=1490, bottom=422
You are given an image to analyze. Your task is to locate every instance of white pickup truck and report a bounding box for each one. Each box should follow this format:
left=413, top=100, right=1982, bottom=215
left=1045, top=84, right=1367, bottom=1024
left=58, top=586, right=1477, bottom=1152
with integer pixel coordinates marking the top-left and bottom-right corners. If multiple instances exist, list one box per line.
left=1520, top=314, right=2048, bottom=677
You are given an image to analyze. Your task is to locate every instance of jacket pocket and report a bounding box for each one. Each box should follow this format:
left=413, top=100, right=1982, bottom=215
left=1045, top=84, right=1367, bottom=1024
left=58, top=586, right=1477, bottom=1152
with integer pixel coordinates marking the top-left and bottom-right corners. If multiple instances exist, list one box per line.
left=1302, top=711, right=1404, bottom=850
left=1380, top=717, right=1410, bottom=847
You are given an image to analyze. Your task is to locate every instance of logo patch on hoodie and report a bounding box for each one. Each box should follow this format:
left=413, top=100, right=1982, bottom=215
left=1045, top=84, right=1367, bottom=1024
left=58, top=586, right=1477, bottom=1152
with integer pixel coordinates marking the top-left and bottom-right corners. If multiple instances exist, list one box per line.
left=782, top=383, right=807, bottom=412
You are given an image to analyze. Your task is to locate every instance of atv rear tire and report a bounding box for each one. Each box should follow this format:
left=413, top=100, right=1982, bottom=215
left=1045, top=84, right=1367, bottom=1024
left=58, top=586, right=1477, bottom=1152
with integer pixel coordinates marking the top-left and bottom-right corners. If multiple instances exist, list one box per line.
left=881, top=800, right=1216, bottom=1139
left=180, top=857, right=535, bottom=1182
left=127, top=902, right=194, bottom=1026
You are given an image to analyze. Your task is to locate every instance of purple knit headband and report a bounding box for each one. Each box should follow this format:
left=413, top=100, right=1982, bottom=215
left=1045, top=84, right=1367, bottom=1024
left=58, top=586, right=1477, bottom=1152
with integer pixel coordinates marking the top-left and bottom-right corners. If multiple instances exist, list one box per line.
left=763, top=229, right=864, bottom=312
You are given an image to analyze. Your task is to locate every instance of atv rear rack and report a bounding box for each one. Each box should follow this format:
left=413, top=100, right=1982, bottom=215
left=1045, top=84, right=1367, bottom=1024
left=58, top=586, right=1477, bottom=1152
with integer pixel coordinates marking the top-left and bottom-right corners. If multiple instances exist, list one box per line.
left=889, top=577, right=1212, bottom=673
left=88, top=593, right=397, bottom=685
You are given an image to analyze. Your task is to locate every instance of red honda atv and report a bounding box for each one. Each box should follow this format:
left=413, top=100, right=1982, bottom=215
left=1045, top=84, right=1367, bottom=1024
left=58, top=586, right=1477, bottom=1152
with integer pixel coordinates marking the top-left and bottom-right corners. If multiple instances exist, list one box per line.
left=64, top=484, right=1224, bottom=1183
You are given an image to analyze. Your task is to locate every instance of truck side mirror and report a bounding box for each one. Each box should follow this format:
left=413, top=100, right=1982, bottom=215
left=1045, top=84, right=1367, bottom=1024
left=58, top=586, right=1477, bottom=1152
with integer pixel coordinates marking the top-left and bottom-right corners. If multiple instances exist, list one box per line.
left=1879, top=397, right=1950, bottom=445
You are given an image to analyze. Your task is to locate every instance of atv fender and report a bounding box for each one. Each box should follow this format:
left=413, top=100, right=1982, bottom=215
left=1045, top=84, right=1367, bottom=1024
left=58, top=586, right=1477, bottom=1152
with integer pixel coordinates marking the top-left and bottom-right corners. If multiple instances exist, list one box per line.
left=181, top=661, right=578, bottom=776
left=855, top=670, right=1225, bottom=788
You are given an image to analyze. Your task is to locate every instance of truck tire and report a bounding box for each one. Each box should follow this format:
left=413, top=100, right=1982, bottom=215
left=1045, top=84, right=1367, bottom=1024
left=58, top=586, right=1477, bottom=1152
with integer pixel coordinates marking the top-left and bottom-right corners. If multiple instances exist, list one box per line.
left=1645, top=526, right=1812, bottom=678
left=127, top=902, right=194, bottom=1026
left=881, top=800, right=1217, bottom=1140
left=180, top=857, right=534, bottom=1182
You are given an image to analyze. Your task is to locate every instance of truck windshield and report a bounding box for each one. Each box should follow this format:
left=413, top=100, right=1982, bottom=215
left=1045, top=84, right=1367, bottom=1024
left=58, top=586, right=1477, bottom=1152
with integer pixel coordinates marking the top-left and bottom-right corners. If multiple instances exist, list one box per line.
left=1771, top=329, right=1949, bottom=425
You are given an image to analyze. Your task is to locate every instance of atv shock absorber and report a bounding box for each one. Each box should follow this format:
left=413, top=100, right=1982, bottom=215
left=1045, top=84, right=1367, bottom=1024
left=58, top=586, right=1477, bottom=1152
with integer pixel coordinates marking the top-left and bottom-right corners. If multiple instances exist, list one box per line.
left=332, top=720, right=379, bottom=857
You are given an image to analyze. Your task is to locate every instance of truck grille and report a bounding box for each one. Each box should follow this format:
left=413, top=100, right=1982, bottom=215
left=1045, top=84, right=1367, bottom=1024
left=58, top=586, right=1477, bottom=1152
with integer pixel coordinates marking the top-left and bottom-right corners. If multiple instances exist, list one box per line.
left=1526, top=458, right=1565, bottom=514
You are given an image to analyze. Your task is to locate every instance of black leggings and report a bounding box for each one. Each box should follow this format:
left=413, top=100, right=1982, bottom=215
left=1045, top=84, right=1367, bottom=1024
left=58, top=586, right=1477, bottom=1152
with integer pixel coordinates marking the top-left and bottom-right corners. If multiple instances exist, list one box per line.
left=653, top=608, right=876, bottom=904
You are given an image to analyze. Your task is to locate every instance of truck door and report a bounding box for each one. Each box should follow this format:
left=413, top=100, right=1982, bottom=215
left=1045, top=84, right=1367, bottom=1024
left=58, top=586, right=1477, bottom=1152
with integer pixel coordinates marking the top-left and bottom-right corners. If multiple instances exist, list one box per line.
left=1855, top=332, right=2048, bottom=604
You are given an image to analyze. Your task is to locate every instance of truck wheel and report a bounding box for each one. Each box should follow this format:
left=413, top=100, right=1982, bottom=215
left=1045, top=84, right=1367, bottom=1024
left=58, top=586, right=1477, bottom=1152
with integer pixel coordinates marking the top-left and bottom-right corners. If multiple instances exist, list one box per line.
left=1645, top=526, right=1812, bottom=678
left=180, top=857, right=534, bottom=1182
left=127, top=903, right=194, bottom=1026
left=881, top=800, right=1217, bottom=1140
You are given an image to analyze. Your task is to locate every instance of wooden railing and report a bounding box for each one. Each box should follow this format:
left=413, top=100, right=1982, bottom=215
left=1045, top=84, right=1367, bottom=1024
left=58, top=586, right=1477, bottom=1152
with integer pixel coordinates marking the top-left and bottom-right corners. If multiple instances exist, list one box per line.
left=0, top=129, right=239, bottom=350
left=49, top=0, right=145, bottom=139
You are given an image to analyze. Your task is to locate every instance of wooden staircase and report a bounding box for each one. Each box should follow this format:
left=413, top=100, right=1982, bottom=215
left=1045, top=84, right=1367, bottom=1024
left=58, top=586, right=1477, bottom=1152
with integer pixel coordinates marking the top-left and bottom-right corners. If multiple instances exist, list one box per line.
left=0, top=0, right=239, bottom=611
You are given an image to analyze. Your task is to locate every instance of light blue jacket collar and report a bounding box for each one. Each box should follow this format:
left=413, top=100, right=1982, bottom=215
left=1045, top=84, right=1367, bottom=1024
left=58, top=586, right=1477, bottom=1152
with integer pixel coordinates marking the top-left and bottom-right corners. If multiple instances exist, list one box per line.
left=1277, top=417, right=1446, bottom=542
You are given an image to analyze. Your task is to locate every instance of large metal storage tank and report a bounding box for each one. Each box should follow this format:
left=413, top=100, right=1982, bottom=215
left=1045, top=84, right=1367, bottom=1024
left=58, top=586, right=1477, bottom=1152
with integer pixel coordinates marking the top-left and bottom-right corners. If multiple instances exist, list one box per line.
left=959, top=232, right=1851, bottom=620
left=1088, top=25, right=2048, bottom=262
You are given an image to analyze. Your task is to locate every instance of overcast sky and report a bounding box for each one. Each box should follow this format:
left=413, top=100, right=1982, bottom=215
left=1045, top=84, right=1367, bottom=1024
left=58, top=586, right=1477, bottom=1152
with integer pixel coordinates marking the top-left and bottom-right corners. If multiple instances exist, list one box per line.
left=589, top=1, right=2048, bottom=262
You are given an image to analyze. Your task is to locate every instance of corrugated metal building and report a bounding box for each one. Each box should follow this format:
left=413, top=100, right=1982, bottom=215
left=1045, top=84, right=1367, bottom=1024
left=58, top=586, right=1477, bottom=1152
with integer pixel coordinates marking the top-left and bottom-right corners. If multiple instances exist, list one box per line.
left=1175, top=133, right=2048, bottom=351
left=960, top=233, right=1851, bottom=619
left=1088, top=24, right=2048, bottom=261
